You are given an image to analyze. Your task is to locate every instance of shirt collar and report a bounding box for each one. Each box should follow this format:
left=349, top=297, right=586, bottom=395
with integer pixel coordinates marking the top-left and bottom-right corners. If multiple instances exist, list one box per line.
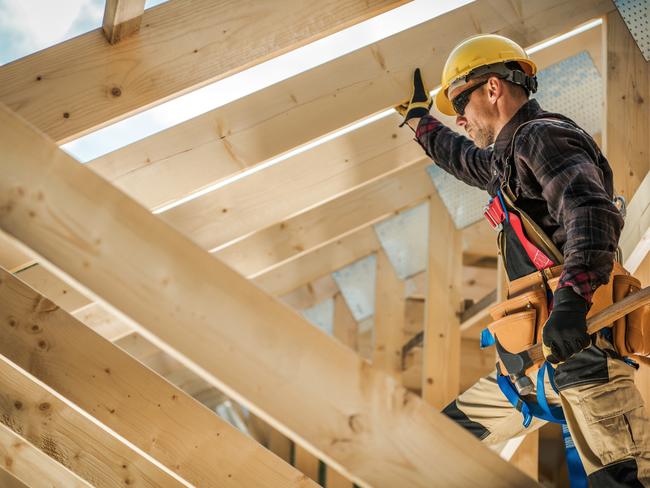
left=493, top=99, right=543, bottom=158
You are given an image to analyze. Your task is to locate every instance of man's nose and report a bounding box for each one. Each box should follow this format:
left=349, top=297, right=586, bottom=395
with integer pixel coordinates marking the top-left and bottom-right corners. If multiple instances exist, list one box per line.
left=455, top=115, right=467, bottom=128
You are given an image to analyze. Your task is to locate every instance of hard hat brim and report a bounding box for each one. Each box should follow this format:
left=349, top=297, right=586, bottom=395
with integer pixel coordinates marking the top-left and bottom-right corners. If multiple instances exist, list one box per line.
left=435, top=88, right=456, bottom=117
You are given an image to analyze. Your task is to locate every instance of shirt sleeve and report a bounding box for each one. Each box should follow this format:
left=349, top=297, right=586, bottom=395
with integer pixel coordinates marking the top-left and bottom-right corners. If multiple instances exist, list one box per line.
left=415, top=115, right=493, bottom=191
left=516, top=122, right=624, bottom=302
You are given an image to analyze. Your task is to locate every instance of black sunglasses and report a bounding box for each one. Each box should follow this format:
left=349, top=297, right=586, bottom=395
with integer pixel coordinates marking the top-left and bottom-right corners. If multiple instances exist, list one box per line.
left=451, top=80, right=488, bottom=116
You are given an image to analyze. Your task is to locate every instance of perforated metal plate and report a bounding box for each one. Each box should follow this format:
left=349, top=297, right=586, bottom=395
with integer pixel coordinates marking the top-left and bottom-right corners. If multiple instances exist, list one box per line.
left=615, top=0, right=650, bottom=61
left=374, top=203, right=429, bottom=280
left=427, top=50, right=603, bottom=229
left=332, top=255, right=376, bottom=322
left=301, top=298, right=335, bottom=335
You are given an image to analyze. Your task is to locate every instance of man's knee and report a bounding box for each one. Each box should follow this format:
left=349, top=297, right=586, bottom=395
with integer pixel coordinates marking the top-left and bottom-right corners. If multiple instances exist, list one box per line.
left=441, top=400, right=490, bottom=440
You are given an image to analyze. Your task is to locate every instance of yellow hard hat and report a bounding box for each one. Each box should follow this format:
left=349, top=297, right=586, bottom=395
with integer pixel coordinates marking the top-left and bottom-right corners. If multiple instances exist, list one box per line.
left=435, top=34, right=537, bottom=116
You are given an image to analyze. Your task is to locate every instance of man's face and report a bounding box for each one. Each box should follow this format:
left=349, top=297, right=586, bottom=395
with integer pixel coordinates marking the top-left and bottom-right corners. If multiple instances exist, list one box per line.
left=449, top=78, right=497, bottom=148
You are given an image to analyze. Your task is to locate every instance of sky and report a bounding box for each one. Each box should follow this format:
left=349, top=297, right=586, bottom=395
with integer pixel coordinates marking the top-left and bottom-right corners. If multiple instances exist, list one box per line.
left=0, top=0, right=471, bottom=162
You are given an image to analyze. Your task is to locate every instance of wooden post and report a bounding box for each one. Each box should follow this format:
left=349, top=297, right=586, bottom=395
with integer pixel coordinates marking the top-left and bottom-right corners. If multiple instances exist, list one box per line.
left=422, top=193, right=463, bottom=408
left=102, top=0, right=146, bottom=44
left=603, top=9, right=650, bottom=201
left=373, top=249, right=406, bottom=376
left=509, top=431, right=540, bottom=481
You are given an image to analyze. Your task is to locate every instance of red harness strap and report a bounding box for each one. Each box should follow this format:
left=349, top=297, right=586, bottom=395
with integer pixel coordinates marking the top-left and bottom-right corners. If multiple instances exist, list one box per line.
left=484, top=193, right=555, bottom=271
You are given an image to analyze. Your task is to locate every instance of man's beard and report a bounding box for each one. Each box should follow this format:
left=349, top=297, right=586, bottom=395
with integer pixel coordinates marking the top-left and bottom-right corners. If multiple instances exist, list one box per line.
left=473, top=124, right=496, bottom=148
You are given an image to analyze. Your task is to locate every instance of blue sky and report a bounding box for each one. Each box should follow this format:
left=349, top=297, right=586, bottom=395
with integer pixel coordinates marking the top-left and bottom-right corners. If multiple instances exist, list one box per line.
left=1, top=0, right=469, bottom=162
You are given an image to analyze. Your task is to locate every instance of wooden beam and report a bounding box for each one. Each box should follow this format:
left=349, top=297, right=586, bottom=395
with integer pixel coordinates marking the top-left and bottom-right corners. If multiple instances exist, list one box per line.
left=333, top=292, right=359, bottom=352
left=0, top=355, right=183, bottom=486
left=373, top=249, right=406, bottom=376
left=603, top=9, right=650, bottom=201
left=509, top=432, right=539, bottom=481
left=217, top=160, right=434, bottom=278
left=0, top=422, right=91, bottom=488
left=86, top=0, right=614, bottom=211
left=102, top=0, right=146, bottom=44
left=0, top=104, right=535, bottom=488
left=422, top=192, right=463, bottom=408
left=162, top=114, right=422, bottom=250
left=0, top=267, right=314, bottom=487
left=0, top=0, right=407, bottom=143
left=620, top=171, right=650, bottom=273
left=0, top=468, right=28, bottom=488
left=257, top=226, right=381, bottom=297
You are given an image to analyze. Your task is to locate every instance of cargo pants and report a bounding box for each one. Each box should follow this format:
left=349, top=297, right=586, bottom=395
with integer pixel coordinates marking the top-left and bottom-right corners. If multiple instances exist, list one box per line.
left=443, top=334, right=650, bottom=486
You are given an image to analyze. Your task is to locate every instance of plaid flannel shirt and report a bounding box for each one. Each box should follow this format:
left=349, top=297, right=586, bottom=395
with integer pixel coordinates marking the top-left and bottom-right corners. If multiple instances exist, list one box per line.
left=415, top=99, right=624, bottom=303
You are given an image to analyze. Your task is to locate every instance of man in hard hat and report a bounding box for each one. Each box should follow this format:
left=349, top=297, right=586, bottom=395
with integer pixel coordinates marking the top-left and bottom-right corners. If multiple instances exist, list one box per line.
left=397, top=35, right=650, bottom=486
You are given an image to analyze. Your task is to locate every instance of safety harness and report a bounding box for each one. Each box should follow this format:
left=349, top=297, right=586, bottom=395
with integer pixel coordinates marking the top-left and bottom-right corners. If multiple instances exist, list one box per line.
left=480, top=118, right=589, bottom=486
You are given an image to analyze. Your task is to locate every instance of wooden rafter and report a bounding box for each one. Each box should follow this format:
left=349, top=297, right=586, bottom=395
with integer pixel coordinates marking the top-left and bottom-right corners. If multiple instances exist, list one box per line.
left=0, top=422, right=90, bottom=488
left=0, top=0, right=407, bottom=143
left=102, top=0, right=146, bottom=44
left=0, top=104, right=535, bottom=487
left=0, top=355, right=182, bottom=486
left=86, top=0, right=613, bottom=212
left=0, top=267, right=316, bottom=487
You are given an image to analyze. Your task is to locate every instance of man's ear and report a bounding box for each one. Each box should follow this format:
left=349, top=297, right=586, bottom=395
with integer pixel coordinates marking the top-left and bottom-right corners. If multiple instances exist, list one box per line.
left=486, top=77, right=502, bottom=104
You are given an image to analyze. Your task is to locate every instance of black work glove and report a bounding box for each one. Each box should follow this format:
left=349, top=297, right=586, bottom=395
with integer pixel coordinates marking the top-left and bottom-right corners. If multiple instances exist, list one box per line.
left=395, top=68, right=432, bottom=127
left=542, top=287, right=591, bottom=364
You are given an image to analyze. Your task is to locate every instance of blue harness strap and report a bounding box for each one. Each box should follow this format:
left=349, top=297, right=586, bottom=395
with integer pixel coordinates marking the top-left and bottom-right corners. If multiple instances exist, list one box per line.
left=496, top=362, right=587, bottom=487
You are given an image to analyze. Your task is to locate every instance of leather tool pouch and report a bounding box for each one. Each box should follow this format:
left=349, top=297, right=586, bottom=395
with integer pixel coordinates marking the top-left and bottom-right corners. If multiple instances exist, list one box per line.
left=612, top=274, right=650, bottom=357
left=489, top=289, right=548, bottom=376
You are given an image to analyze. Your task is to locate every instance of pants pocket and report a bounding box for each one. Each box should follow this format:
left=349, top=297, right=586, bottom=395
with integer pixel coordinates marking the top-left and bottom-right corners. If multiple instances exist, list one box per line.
left=578, top=381, right=647, bottom=466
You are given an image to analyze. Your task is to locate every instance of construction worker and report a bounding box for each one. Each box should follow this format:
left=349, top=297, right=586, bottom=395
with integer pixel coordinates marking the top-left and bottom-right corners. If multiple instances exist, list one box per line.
left=397, top=34, right=650, bottom=486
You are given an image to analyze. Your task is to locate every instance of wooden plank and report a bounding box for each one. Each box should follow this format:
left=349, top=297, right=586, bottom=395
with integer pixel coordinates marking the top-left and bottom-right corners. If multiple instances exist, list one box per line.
left=294, top=446, right=320, bottom=484
left=163, top=114, right=422, bottom=250
left=0, top=355, right=182, bottom=486
left=0, top=0, right=407, bottom=143
left=422, top=193, right=463, bottom=408
left=0, top=104, right=536, bottom=488
left=333, top=292, right=359, bottom=352
left=373, top=249, right=405, bottom=376
left=509, top=432, right=539, bottom=481
left=256, top=226, right=381, bottom=297
left=0, top=468, right=28, bottom=488
left=216, top=160, right=434, bottom=278
left=620, top=171, right=650, bottom=273
left=86, top=0, right=614, bottom=211
left=0, top=267, right=314, bottom=487
left=72, top=302, right=133, bottom=341
left=604, top=9, right=650, bottom=201
left=634, top=254, right=650, bottom=411
left=280, top=274, right=339, bottom=311
left=0, top=422, right=91, bottom=488
left=0, top=231, right=32, bottom=272
left=102, top=0, right=146, bottom=44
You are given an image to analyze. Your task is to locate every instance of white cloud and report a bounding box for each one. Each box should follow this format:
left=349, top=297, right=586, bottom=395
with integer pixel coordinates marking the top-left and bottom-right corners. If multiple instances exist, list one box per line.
left=0, top=0, right=103, bottom=60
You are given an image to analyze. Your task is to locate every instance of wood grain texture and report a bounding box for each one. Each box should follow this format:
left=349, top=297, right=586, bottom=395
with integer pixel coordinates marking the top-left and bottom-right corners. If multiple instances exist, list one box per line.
left=103, top=0, right=146, bottom=44
left=373, top=249, right=406, bottom=376
left=422, top=193, right=462, bottom=408
left=0, top=0, right=407, bottom=143
left=0, top=104, right=536, bottom=488
left=86, top=0, right=614, bottom=210
left=0, top=422, right=91, bottom=488
left=0, top=267, right=315, bottom=488
left=604, top=10, right=650, bottom=201
left=216, top=159, right=434, bottom=277
left=0, top=355, right=182, bottom=487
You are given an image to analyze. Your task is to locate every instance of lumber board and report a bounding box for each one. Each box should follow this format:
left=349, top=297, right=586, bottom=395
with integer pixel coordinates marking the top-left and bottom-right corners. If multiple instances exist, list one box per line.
left=422, top=193, right=462, bottom=408
left=604, top=10, right=650, bottom=201
left=0, top=0, right=407, bottom=143
left=333, top=292, right=359, bottom=352
left=0, top=104, right=536, bottom=488
left=0, top=356, right=182, bottom=486
left=216, top=160, right=434, bottom=277
left=87, top=0, right=614, bottom=211
left=102, top=0, right=146, bottom=44
left=0, top=422, right=91, bottom=488
left=163, top=113, right=422, bottom=250
left=0, top=267, right=315, bottom=487
left=621, top=171, right=650, bottom=273
left=373, top=249, right=406, bottom=376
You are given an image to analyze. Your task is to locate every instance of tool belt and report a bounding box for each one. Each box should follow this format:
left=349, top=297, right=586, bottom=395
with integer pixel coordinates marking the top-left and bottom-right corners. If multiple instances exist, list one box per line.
left=487, top=261, right=650, bottom=376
